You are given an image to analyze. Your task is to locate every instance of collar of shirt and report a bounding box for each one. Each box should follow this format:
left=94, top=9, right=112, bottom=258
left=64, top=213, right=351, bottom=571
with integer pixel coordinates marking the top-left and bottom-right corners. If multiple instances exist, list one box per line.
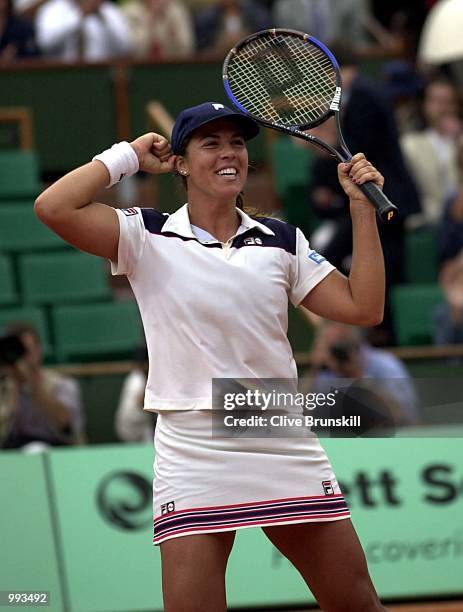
left=161, top=203, right=275, bottom=243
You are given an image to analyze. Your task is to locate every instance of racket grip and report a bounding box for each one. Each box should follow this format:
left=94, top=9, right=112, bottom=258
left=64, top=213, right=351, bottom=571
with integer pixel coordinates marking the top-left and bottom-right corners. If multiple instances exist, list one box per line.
left=358, top=181, right=399, bottom=223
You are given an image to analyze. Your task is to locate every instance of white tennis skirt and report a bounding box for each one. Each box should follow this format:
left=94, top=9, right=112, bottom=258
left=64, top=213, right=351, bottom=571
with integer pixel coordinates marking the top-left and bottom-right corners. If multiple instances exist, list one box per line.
left=152, top=410, right=350, bottom=545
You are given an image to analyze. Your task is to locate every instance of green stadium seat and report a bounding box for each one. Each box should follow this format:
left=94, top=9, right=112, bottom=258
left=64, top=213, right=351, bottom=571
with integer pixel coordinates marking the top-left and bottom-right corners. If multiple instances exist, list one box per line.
left=270, top=136, right=313, bottom=199
left=52, top=301, right=142, bottom=362
left=19, top=251, right=112, bottom=304
left=0, top=305, right=51, bottom=358
left=391, top=284, right=443, bottom=346
left=282, top=184, right=320, bottom=237
left=405, top=229, right=439, bottom=283
left=0, top=254, right=17, bottom=305
left=0, top=150, right=41, bottom=200
left=0, top=203, right=65, bottom=251
left=270, top=136, right=319, bottom=236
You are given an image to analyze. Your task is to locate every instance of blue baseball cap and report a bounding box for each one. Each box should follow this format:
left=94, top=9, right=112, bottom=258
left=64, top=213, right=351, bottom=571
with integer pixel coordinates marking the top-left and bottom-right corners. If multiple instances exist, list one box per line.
left=171, top=102, right=260, bottom=155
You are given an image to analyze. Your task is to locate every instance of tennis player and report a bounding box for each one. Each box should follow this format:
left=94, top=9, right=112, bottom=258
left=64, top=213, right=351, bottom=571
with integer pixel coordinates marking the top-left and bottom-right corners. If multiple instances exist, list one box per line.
left=35, top=102, right=387, bottom=612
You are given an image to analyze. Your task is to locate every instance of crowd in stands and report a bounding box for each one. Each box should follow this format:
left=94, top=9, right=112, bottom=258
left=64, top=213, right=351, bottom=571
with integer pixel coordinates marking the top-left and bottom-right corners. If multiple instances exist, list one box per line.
left=295, top=1, right=463, bottom=347
left=0, top=319, right=418, bottom=450
left=0, top=0, right=440, bottom=63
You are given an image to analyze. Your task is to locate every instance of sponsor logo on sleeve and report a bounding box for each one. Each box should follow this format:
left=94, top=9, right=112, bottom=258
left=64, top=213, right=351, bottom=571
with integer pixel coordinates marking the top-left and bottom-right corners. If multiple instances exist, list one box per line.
left=122, top=207, right=138, bottom=216
left=308, top=250, right=326, bottom=264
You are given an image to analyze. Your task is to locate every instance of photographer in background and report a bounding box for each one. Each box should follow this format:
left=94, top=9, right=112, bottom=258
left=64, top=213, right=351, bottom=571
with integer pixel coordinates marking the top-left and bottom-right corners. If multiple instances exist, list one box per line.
left=0, top=323, right=85, bottom=449
left=306, top=321, right=420, bottom=427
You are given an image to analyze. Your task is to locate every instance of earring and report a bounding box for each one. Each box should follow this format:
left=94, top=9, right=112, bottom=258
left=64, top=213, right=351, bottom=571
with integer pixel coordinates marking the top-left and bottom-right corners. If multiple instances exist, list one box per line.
left=180, top=170, right=189, bottom=176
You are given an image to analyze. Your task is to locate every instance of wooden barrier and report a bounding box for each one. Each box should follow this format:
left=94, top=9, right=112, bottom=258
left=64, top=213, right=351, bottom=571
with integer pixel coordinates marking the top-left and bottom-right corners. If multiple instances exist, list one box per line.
left=0, top=106, right=34, bottom=149
left=52, top=344, right=463, bottom=378
left=146, top=100, right=174, bottom=138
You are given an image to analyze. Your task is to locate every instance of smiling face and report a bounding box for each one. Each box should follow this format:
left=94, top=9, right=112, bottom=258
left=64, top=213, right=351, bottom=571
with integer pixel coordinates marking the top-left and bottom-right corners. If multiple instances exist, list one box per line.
left=176, top=117, right=249, bottom=206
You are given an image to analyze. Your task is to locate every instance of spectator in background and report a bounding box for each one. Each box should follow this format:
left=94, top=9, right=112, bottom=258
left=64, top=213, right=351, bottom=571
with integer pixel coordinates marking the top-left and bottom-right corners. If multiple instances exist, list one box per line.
left=371, top=0, right=430, bottom=58
left=433, top=252, right=463, bottom=346
left=306, top=43, right=421, bottom=344
left=115, top=345, right=155, bottom=442
left=0, top=322, right=85, bottom=449
left=331, top=44, right=421, bottom=223
left=306, top=119, right=352, bottom=274
left=273, top=0, right=371, bottom=49
left=382, top=60, right=424, bottom=134
left=194, top=0, right=270, bottom=54
left=401, top=77, right=462, bottom=229
left=0, top=0, right=39, bottom=61
left=306, top=321, right=420, bottom=427
left=36, top=0, right=131, bottom=61
left=439, top=133, right=463, bottom=265
left=122, top=0, right=194, bottom=60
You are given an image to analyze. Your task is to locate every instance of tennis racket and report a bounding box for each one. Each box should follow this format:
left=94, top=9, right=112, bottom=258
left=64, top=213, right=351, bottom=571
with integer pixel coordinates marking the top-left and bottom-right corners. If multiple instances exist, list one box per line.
left=223, top=28, right=398, bottom=223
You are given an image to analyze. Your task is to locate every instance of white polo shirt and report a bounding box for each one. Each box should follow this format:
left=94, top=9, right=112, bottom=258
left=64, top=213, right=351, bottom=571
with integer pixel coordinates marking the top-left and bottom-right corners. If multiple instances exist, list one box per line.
left=111, top=204, right=334, bottom=411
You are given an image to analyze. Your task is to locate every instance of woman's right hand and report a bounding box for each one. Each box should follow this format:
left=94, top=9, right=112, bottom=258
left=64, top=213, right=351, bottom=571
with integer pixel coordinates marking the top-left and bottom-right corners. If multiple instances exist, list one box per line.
left=130, top=133, right=175, bottom=174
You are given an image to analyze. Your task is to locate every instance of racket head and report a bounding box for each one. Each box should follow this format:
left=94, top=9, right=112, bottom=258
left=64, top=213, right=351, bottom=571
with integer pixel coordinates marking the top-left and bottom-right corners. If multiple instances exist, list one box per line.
left=223, top=29, right=342, bottom=131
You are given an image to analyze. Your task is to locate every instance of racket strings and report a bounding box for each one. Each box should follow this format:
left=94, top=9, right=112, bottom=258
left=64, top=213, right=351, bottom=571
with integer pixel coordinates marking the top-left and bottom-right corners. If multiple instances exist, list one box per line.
left=241, top=39, right=333, bottom=123
left=226, top=33, right=337, bottom=127
left=231, top=36, right=334, bottom=123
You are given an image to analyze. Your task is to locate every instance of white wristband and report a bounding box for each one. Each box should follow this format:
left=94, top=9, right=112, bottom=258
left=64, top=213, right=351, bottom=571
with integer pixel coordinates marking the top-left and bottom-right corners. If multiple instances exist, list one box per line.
left=92, top=141, right=139, bottom=188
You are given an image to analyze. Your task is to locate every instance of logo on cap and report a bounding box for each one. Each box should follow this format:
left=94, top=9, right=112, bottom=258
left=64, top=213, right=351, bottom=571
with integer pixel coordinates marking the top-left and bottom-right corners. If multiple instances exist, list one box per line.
left=212, top=104, right=225, bottom=110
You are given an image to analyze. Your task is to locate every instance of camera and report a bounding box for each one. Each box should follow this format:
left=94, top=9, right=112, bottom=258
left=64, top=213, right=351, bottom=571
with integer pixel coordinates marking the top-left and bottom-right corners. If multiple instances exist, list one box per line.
left=328, top=340, right=359, bottom=365
left=0, top=334, right=26, bottom=367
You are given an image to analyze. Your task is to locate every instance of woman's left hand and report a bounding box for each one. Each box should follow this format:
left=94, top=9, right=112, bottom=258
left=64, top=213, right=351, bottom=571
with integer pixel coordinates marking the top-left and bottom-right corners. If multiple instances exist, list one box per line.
left=337, top=153, right=384, bottom=207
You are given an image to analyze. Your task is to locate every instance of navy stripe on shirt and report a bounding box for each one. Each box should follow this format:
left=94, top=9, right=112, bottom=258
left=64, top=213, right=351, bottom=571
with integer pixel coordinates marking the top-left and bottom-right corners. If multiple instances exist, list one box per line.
left=140, top=209, right=297, bottom=255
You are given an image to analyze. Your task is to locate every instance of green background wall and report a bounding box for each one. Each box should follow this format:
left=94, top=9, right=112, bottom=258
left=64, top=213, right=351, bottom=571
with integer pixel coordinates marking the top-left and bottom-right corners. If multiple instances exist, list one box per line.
left=0, top=63, right=265, bottom=175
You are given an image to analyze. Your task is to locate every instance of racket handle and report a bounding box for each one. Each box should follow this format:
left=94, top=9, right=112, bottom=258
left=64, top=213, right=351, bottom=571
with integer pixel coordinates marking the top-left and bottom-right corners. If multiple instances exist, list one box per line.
left=358, top=181, right=399, bottom=223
